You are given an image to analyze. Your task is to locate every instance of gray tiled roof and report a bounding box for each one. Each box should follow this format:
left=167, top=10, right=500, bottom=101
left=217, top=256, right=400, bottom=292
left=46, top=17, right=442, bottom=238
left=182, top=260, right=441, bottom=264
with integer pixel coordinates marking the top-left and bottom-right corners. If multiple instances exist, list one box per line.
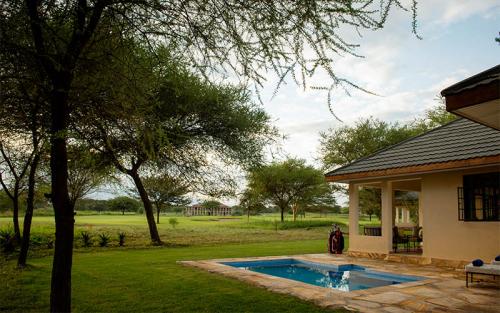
left=325, top=118, right=500, bottom=177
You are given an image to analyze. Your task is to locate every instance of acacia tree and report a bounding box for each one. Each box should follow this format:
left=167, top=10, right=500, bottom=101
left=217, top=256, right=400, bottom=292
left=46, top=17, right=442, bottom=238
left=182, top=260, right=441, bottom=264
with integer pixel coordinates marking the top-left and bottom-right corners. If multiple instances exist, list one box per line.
left=66, top=145, right=114, bottom=210
left=0, top=139, right=31, bottom=241
left=247, top=159, right=330, bottom=222
left=79, top=46, right=274, bottom=244
left=0, top=105, right=46, bottom=267
left=300, top=184, right=338, bottom=217
left=142, top=174, right=190, bottom=223
left=240, top=189, right=266, bottom=222
left=359, top=187, right=381, bottom=221
left=1, top=1, right=419, bottom=311
left=0, top=16, right=49, bottom=267
left=108, top=196, right=141, bottom=215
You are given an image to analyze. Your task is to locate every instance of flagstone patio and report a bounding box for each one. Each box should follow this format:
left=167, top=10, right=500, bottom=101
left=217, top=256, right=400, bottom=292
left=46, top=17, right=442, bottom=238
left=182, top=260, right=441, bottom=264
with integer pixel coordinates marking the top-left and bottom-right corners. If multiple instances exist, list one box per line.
left=179, top=254, right=499, bottom=313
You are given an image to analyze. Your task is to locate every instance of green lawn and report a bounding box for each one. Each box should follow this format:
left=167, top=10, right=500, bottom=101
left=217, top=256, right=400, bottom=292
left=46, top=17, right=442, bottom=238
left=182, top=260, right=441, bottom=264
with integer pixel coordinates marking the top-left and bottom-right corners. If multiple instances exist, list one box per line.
left=1, top=240, right=350, bottom=313
left=0, top=212, right=377, bottom=248
left=0, top=213, right=376, bottom=312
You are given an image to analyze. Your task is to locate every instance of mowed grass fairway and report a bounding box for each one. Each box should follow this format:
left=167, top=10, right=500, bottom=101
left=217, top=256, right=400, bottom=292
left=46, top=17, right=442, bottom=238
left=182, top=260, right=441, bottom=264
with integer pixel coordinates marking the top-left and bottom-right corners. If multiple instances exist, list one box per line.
left=0, top=213, right=372, bottom=247
left=0, top=213, right=378, bottom=312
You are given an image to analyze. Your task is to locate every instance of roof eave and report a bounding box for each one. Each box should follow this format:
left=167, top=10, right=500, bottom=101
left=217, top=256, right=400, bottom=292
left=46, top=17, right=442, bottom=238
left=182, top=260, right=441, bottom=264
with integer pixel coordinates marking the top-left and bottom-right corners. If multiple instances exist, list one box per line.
left=441, top=65, right=500, bottom=97
left=325, top=155, right=500, bottom=183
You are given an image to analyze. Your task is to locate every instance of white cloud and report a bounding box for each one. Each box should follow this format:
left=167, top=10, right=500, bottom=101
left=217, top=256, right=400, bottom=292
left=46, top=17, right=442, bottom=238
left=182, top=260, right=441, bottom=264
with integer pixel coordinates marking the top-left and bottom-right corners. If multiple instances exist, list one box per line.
left=240, top=1, right=499, bottom=181
left=424, top=0, right=500, bottom=25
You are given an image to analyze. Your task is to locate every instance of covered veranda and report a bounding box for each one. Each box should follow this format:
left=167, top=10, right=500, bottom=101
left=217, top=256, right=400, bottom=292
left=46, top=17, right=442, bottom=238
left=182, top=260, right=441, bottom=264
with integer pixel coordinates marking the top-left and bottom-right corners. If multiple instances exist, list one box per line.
left=348, top=177, right=423, bottom=256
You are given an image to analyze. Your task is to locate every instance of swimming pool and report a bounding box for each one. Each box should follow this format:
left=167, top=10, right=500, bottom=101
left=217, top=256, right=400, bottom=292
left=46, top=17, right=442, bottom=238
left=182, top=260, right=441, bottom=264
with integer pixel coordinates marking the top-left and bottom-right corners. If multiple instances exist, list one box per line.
left=222, top=258, right=423, bottom=292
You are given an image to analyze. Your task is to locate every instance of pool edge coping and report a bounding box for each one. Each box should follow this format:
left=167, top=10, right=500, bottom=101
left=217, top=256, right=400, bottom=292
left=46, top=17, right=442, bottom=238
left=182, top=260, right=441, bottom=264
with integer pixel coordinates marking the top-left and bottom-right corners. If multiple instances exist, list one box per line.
left=178, top=254, right=447, bottom=311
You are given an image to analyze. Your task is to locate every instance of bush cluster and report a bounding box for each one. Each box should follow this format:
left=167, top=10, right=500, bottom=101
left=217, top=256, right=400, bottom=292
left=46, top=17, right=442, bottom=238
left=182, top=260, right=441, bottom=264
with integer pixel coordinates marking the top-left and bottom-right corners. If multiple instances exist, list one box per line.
left=168, top=218, right=178, bottom=229
left=30, top=234, right=54, bottom=249
left=0, top=227, right=15, bottom=253
left=276, top=220, right=338, bottom=230
left=79, top=231, right=126, bottom=247
left=0, top=228, right=55, bottom=253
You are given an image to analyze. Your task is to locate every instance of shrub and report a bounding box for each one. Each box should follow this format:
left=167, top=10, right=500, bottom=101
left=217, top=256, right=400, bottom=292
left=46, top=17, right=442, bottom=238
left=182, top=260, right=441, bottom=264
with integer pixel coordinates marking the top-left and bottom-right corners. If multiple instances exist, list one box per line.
left=168, top=218, right=178, bottom=229
left=231, top=206, right=244, bottom=216
left=81, top=231, right=93, bottom=247
left=98, top=233, right=110, bottom=247
left=272, top=220, right=279, bottom=232
left=46, top=237, right=54, bottom=249
left=30, top=234, right=55, bottom=249
left=277, top=220, right=336, bottom=230
left=0, top=227, right=15, bottom=253
left=30, top=234, right=44, bottom=246
left=32, top=208, right=55, bottom=216
left=118, top=232, right=126, bottom=246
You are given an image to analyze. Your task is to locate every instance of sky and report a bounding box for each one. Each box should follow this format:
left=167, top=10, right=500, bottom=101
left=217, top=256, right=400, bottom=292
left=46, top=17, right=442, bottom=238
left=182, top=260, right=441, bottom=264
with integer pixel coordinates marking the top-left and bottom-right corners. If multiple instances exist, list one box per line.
left=258, top=0, right=500, bottom=167
left=92, top=1, right=500, bottom=203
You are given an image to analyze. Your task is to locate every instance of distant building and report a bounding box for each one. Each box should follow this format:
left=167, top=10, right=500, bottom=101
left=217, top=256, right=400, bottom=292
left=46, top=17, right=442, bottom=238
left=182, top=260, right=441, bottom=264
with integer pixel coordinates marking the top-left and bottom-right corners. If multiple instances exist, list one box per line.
left=394, top=192, right=418, bottom=227
left=183, top=202, right=232, bottom=216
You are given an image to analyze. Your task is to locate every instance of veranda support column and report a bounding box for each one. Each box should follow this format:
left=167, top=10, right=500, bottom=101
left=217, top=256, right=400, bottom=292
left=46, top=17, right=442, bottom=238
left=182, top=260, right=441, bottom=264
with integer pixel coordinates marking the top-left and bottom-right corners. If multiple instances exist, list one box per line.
left=349, top=184, right=359, bottom=237
left=418, top=194, right=423, bottom=228
left=381, top=181, right=393, bottom=253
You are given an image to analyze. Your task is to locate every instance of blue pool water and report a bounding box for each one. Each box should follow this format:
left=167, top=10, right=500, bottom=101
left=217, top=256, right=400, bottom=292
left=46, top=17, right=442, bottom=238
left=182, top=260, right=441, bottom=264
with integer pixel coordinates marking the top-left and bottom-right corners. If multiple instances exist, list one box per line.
left=222, top=259, right=423, bottom=292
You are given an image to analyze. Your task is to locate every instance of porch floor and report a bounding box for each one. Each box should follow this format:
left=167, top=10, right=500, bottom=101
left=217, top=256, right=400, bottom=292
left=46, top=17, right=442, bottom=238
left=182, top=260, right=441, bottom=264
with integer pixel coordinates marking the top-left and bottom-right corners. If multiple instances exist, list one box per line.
left=181, top=253, right=500, bottom=313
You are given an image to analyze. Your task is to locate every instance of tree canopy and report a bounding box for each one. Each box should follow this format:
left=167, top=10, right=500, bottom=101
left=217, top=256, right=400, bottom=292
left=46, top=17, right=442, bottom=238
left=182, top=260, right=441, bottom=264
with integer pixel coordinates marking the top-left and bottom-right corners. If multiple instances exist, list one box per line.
left=247, top=158, right=332, bottom=222
left=66, top=145, right=114, bottom=210
left=76, top=44, right=275, bottom=243
left=0, top=1, right=420, bottom=311
left=108, top=196, right=142, bottom=215
left=142, top=174, right=190, bottom=223
left=319, top=105, right=457, bottom=170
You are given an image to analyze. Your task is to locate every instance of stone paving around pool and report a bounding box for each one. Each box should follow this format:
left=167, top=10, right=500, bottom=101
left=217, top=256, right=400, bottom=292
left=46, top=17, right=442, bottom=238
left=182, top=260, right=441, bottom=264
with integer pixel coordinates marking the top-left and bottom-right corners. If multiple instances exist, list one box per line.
left=179, top=254, right=500, bottom=313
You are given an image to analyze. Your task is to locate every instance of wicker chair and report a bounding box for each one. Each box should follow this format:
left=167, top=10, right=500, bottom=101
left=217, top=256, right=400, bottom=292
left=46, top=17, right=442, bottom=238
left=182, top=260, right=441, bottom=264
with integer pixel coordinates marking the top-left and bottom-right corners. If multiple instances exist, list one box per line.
left=410, top=226, right=423, bottom=251
left=392, top=226, right=409, bottom=252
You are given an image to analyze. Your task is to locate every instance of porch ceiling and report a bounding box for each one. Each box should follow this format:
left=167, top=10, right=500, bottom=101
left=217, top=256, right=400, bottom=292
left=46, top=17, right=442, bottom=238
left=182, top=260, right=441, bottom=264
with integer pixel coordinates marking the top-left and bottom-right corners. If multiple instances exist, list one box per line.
left=392, top=179, right=421, bottom=192
left=356, top=179, right=421, bottom=192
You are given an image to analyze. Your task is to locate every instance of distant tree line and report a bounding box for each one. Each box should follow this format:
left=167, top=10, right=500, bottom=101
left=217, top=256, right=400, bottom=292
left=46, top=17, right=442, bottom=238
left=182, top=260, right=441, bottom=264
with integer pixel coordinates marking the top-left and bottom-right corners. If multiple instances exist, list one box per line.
left=74, top=197, right=186, bottom=216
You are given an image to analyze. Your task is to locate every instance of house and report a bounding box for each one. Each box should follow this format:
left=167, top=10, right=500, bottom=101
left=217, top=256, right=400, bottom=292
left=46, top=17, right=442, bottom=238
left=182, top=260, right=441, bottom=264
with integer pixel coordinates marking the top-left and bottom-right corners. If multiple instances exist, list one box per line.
left=183, top=202, right=232, bottom=216
left=325, top=65, right=500, bottom=262
left=442, top=64, right=499, bottom=130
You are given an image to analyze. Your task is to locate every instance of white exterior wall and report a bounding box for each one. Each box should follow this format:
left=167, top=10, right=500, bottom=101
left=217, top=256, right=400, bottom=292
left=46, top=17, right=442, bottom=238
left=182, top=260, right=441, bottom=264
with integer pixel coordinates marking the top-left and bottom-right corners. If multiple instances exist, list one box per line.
left=347, top=165, right=500, bottom=261
left=420, top=167, right=500, bottom=261
left=348, top=182, right=393, bottom=254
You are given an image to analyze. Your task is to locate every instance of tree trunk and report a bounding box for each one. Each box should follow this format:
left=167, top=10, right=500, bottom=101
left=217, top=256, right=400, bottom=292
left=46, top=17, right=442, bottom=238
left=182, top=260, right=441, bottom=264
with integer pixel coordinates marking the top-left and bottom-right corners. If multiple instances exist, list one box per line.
left=18, top=152, right=40, bottom=267
left=130, top=172, right=161, bottom=244
left=292, top=204, right=299, bottom=222
left=247, top=209, right=250, bottom=222
left=369, top=214, right=372, bottom=221
left=12, top=192, right=21, bottom=242
left=280, top=207, right=284, bottom=222
left=49, top=84, right=74, bottom=313
left=156, top=204, right=160, bottom=224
